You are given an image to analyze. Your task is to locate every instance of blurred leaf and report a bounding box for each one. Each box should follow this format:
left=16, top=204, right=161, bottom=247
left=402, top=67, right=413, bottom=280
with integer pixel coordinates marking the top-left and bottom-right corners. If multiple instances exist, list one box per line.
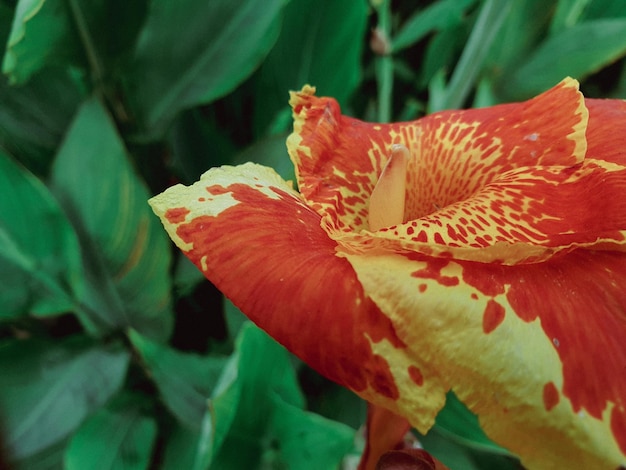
left=2, top=0, right=79, bottom=84
left=252, top=0, right=367, bottom=136
left=160, top=416, right=213, bottom=470
left=436, top=0, right=512, bottom=111
left=485, top=0, right=554, bottom=97
left=168, top=108, right=238, bottom=184
left=419, top=23, right=468, bottom=90
left=65, top=393, right=157, bottom=470
left=129, top=329, right=228, bottom=430
left=50, top=97, right=173, bottom=341
left=433, top=392, right=512, bottom=456
left=582, top=0, right=626, bottom=19
left=0, top=336, right=130, bottom=462
left=549, top=0, right=591, bottom=33
left=0, top=67, right=85, bottom=175
left=0, top=151, right=83, bottom=319
left=392, top=0, right=476, bottom=52
left=124, top=0, right=287, bottom=135
left=505, top=18, right=626, bottom=98
left=231, top=132, right=295, bottom=183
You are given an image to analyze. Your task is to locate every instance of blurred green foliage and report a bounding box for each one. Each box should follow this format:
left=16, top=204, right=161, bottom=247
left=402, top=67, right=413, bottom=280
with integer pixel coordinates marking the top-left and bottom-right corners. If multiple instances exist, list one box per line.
left=1, top=0, right=625, bottom=468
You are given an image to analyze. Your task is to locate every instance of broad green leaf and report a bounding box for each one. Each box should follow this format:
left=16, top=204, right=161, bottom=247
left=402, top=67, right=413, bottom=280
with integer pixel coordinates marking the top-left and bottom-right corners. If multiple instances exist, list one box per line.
left=124, top=0, right=287, bottom=135
left=209, top=324, right=353, bottom=469
left=65, top=393, right=157, bottom=470
left=267, top=393, right=354, bottom=470
left=2, top=0, right=79, bottom=84
left=392, top=0, right=476, bottom=52
left=582, top=0, right=626, bottom=19
left=128, top=329, right=228, bottom=430
left=0, top=151, right=83, bottom=319
left=434, top=392, right=512, bottom=456
left=549, top=0, right=592, bottom=33
left=0, top=336, right=130, bottom=462
left=505, top=18, right=626, bottom=98
left=231, top=132, right=295, bottom=183
left=160, top=417, right=213, bottom=470
left=252, top=0, right=367, bottom=136
left=418, top=23, right=468, bottom=90
left=50, top=97, right=173, bottom=341
left=0, top=67, right=84, bottom=176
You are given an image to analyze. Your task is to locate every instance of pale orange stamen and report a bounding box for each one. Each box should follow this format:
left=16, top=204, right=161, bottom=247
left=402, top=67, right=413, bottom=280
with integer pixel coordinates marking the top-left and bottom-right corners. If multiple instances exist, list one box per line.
left=368, top=144, right=410, bottom=231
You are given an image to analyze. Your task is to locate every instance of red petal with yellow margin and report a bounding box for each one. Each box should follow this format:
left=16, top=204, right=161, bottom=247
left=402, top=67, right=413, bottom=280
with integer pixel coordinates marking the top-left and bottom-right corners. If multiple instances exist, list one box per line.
left=149, top=163, right=448, bottom=427
left=288, top=79, right=626, bottom=264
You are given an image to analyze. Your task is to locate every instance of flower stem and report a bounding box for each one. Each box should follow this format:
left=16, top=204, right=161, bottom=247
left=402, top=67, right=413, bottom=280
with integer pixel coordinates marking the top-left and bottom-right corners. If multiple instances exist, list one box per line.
left=438, top=0, right=512, bottom=111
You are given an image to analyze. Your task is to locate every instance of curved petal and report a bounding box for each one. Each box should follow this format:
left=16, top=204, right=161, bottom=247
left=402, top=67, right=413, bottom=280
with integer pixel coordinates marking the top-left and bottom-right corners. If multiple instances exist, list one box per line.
left=289, top=79, right=626, bottom=264
left=148, top=163, right=447, bottom=428
left=342, top=247, right=626, bottom=469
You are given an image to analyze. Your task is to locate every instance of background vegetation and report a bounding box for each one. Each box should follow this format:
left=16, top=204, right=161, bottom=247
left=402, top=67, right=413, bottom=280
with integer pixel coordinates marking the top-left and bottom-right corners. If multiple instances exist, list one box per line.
left=2, top=0, right=626, bottom=468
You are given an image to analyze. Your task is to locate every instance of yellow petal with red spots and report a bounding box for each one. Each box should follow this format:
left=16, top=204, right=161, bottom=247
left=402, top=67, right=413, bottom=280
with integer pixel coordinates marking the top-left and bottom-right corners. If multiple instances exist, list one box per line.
left=288, top=78, right=626, bottom=264
left=342, top=248, right=626, bottom=469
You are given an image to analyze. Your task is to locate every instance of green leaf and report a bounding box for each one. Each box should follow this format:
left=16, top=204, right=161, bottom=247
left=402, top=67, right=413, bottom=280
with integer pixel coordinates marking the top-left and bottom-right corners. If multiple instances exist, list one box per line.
left=128, top=329, right=228, bottom=430
left=0, top=336, right=130, bottom=462
left=209, top=323, right=353, bottom=469
left=65, top=393, right=157, bottom=470
left=505, top=18, right=626, bottom=98
left=231, top=132, right=295, bottom=183
left=50, top=97, right=173, bottom=341
left=267, top=393, right=354, bottom=470
left=124, top=0, right=287, bottom=135
left=549, top=0, right=592, bottom=34
left=0, top=151, right=83, bottom=319
left=392, top=0, right=476, bottom=52
left=0, top=67, right=84, bottom=176
left=2, top=0, right=79, bottom=84
left=252, top=0, right=367, bottom=136
left=433, top=392, right=512, bottom=456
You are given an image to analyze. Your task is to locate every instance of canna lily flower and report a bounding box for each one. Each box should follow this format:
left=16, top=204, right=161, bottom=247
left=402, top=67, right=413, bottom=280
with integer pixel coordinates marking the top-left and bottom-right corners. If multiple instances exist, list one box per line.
left=149, top=78, right=626, bottom=469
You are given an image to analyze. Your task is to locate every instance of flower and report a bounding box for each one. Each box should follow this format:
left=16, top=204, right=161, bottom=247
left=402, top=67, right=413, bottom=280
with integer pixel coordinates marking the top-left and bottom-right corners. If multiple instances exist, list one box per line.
left=149, top=78, right=626, bottom=469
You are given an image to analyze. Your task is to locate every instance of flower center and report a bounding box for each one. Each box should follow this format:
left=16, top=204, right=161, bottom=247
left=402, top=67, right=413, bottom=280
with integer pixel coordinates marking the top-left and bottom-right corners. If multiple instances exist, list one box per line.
left=368, top=144, right=410, bottom=231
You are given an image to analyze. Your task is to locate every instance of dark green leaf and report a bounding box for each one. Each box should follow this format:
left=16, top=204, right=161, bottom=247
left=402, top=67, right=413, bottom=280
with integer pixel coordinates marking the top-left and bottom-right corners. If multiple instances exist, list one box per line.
left=231, top=132, right=295, bottom=183
left=0, top=336, right=130, bottom=462
left=123, top=0, right=287, bottom=135
left=505, top=19, right=626, bottom=98
left=582, top=0, right=626, bottom=20
left=392, top=0, right=476, bottom=52
left=0, top=67, right=84, bottom=176
left=64, top=393, right=157, bottom=470
left=0, top=151, right=83, bottom=319
left=252, top=0, right=367, bottom=136
left=128, top=329, right=228, bottom=430
left=433, top=392, right=512, bottom=456
left=549, top=0, right=591, bottom=34
left=267, top=393, right=354, bottom=470
left=50, top=97, right=173, bottom=340
left=2, top=0, right=79, bottom=84
left=209, top=323, right=353, bottom=469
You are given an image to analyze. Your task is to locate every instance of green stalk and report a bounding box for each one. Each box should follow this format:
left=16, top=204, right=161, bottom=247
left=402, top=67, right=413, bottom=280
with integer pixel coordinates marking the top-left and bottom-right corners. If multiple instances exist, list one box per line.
left=374, top=0, right=394, bottom=123
left=439, top=0, right=512, bottom=111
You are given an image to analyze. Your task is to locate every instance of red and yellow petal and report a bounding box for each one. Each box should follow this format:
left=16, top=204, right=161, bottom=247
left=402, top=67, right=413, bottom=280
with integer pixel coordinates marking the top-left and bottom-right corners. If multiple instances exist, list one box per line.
left=289, top=79, right=626, bottom=264
left=341, top=247, right=626, bottom=469
left=148, top=163, right=447, bottom=429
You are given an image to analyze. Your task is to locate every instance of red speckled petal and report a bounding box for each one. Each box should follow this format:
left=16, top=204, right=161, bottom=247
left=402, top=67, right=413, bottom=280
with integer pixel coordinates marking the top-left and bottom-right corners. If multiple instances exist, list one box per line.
left=342, top=248, right=626, bottom=469
left=289, top=79, right=626, bottom=263
left=149, top=163, right=448, bottom=429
